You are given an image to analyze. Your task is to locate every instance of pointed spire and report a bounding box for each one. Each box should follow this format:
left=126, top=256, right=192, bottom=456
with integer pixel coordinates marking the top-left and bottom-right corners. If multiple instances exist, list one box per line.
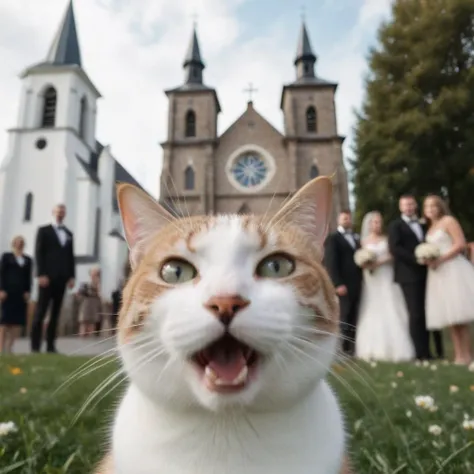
left=294, top=21, right=316, bottom=79
left=46, top=0, right=82, bottom=66
left=183, top=27, right=205, bottom=85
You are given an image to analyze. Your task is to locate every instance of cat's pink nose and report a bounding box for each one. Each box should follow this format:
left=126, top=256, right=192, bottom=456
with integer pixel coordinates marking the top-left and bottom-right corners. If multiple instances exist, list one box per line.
left=204, top=295, right=250, bottom=327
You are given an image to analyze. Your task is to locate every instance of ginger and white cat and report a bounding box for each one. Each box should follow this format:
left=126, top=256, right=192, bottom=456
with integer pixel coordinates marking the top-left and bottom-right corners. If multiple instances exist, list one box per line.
left=95, top=176, right=352, bottom=474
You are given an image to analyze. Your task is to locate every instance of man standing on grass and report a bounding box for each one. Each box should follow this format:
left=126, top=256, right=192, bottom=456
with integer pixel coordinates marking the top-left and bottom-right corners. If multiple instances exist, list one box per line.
left=30, top=204, right=75, bottom=353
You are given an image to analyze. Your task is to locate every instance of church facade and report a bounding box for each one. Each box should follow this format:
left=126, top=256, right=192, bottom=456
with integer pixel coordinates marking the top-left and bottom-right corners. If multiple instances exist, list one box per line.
left=0, top=1, right=137, bottom=301
left=160, top=24, right=350, bottom=228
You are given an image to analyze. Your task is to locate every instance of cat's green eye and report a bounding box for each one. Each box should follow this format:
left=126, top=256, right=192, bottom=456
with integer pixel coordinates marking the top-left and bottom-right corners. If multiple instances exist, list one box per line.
left=160, top=259, right=197, bottom=284
left=256, top=254, right=295, bottom=279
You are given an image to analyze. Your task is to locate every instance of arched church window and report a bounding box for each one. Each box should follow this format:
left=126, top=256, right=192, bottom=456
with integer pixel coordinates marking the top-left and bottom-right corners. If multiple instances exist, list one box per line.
left=23, top=192, right=33, bottom=222
left=185, top=110, right=196, bottom=138
left=310, top=164, right=319, bottom=179
left=41, top=87, right=57, bottom=127
left=184, top=166, right=195, bottom=190
left=306, top=106, right=317, bottom=133
left=79, top=96, right=87, bottom=139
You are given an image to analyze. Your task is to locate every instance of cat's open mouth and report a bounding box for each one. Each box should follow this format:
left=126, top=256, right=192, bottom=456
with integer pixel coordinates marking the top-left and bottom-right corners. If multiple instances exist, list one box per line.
left=191, top=334, right=259, bottom=393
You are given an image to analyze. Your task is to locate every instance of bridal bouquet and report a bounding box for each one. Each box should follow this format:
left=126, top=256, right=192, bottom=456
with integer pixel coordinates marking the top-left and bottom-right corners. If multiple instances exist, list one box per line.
left=354, top=248, right=377, bottom=268
left=415, top=243, right=440, bottom=264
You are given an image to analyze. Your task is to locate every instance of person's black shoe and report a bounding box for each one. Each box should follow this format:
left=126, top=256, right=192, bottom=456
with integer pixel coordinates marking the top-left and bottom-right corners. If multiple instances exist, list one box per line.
left=46, top=347, right=58, bottom=354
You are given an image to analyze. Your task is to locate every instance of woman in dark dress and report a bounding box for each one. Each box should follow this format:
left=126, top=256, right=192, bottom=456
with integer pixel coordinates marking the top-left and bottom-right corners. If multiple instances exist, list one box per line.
left=0, top=236, right=32, bottom=353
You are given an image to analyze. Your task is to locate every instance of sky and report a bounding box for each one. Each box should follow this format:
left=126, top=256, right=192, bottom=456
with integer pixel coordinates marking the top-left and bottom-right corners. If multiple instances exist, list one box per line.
left=0, top=0, right=393, bottom=198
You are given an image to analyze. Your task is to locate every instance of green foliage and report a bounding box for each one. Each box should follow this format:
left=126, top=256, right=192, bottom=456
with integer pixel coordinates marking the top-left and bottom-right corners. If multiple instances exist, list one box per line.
left=0, top=353, right=473, bottom=472
left=352, top=0, right=474, bottom=237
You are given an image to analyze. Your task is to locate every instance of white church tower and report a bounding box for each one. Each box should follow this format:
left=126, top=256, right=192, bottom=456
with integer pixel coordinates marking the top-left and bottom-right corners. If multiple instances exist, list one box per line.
left=0, top=0, right=137, bottom=302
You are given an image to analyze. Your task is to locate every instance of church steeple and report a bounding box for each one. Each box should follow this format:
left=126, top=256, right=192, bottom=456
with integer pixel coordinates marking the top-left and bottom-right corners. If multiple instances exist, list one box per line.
left=183, top=27, right=205, bottom=85
left=294, top=21, right=316, bottom=80
left=46, top=0, right=82, bottom=67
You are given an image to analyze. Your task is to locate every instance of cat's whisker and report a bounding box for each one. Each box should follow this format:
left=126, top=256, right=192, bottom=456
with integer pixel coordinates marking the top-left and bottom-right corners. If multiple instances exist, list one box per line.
left=63, top=336, right=159, bottom=392
left=71, top=343, right=166, bottom=426
left=280, top=339, right=378, bottom=423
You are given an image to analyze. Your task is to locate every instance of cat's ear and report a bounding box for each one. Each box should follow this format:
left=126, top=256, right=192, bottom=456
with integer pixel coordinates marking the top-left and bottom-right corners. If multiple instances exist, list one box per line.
left=273, top=176, right=332, bottom=248
left=117, top=183, right=176, bottom=268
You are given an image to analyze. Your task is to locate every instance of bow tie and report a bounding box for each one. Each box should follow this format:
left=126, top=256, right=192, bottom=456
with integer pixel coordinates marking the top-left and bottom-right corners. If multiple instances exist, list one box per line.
left=56, top=225, right=65, bottom=230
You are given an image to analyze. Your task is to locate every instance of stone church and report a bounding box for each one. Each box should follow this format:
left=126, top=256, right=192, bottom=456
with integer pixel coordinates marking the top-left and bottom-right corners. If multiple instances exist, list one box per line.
left=160, top=23, right=350, bottom=228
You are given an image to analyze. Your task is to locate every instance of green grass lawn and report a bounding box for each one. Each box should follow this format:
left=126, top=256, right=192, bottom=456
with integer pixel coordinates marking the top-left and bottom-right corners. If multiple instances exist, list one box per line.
left=0, top=354, right=473, bottom=473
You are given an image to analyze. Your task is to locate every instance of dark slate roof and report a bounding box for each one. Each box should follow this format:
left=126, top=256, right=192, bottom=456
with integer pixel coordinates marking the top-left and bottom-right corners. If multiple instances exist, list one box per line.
left=113, top=161, right=143, bottom=212
left=184, top=28, right=204, bottom=68
left=46, top=0, right=82, bottom=66
left=76, top=155, right=100, bottom=184
left=295, top=22, right=316, bottom=64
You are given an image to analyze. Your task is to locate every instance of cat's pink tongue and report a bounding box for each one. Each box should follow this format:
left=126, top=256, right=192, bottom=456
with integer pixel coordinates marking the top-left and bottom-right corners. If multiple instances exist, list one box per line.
left=207, top=348, right=246, bottom=382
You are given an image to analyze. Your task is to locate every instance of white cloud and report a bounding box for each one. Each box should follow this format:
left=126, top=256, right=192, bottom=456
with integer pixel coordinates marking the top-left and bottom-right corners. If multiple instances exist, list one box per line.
left=0, top=0, right=392, bottom=200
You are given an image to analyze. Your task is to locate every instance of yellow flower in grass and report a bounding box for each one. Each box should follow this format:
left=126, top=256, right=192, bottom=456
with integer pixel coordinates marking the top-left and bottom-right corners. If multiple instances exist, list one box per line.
left=470, top=385, right=474, bottom=392
left=8, top=366, right=22, bottom=375
left=332, top=364, right=345, bottom=374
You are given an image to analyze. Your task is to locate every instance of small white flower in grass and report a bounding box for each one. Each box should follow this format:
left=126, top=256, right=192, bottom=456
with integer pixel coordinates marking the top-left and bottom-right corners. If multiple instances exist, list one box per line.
left=450, top=385, right=459, bottom=394
left=429, top=424, right=442, bottom=436
left=429, top=406, right=439, bottom=413
left=442, top=360, right=450, bottom=366
left=415, top=360, right=422, bottom=367
left=406, top=410, right=412, bottom=418
left=415, top=395, right=435, bottom=409
left=396, top=371, right=404, bottom=378
left=469, top=361, right=474, bottom=372
left=370, top=361, right=377, bottom=368
left=391, top=382, right=398, bottom=388
left=423, top=360, right=430, bottom=367
left=0, top=422, right=18, bottom=436
left=464, top=413, right=470, bottom=420
left=430, top=364, right=437, bottom=371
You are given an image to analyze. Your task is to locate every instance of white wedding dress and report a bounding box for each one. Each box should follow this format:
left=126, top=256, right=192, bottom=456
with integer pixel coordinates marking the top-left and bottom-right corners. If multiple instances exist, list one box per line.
left=356, top=239, right=415, bottom=362
left=426, top=229, right=474, bottom=329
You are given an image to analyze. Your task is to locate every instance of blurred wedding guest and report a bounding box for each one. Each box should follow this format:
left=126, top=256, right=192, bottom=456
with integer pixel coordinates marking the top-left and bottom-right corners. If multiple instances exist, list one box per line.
left=423, top=195, right=474, bottom=365
left=31, top=204, right=75, bottom=353
left=77, top=267, right=102, bottom=337
left=111, top=260, right=131, bottom=333
left=0, top=236, right=32, bottom=353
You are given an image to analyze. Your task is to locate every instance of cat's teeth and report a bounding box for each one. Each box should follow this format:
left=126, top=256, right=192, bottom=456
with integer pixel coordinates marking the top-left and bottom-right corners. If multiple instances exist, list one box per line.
left=232, top=365, right=248, bottom=385
left=205, top=365, right=217, bottom=381
left=212, top=365, right=249, bottom=386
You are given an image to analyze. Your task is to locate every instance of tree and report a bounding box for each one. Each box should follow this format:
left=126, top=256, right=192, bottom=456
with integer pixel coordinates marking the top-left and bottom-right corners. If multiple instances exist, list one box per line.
left=351, top=0, right=474, bottom=238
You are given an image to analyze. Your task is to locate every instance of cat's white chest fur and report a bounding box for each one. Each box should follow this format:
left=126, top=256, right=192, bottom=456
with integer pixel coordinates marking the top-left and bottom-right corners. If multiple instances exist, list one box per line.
left=112, top=382, right=345, bottom=474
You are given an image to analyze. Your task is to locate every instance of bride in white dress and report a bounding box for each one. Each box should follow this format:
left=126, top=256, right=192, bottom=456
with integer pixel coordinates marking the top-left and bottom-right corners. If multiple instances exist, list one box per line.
left=355, top=212, right=415, bottom=362
left=423, top=195, right=473, bottom=365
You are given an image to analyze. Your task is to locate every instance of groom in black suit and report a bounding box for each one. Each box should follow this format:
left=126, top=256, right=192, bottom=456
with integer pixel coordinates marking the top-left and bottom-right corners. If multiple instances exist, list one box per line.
left=324, top=210, right=362, bottom=356
left=388, top=195, right=444, bottom=361
left=31, top=204, right=75, bottom=353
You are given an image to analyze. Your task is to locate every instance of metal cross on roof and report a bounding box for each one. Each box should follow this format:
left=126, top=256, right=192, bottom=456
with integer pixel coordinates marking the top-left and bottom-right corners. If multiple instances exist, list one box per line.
left=244, top=83, right=258, bottom=102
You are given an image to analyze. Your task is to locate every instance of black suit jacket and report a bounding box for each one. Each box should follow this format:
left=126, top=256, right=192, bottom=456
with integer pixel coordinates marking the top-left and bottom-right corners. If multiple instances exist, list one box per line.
left=323, top=231, right=362, bottom=299
left=388, top=218, right=427, bottom=284
left=35, top=224, right=75, bottom=281
left=0, top=252, right=32, bottom=295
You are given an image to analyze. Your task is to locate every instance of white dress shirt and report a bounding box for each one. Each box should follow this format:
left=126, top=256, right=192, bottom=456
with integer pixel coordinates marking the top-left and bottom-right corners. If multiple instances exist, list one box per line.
left=401, top=214, right=423, bottom=241
left=52, top=222, right=68, bottom=246
left=338, top=225, right=356, bottom=249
